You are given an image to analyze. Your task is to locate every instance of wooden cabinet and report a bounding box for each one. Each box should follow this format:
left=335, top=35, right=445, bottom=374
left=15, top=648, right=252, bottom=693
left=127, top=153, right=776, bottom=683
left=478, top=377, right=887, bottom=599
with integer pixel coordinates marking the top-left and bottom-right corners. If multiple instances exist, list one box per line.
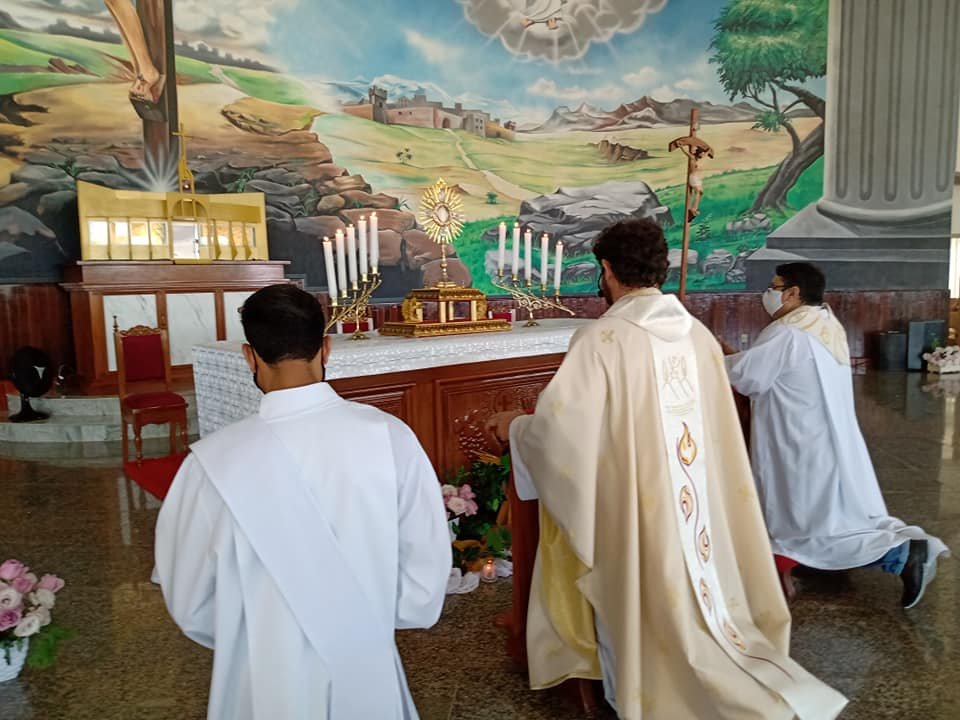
left=330, top=354, right=563, bottom=474
left=61, top=260, right=288, bottom=393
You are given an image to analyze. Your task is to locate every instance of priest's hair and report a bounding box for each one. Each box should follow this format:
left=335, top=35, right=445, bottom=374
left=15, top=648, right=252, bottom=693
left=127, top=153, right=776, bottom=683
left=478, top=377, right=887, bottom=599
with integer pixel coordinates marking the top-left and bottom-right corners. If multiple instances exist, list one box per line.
left=592, top=218, right=669, bottom=289
left=775, top=262, right=826, bottom=305
left=240, top=283, right=327, bottom=364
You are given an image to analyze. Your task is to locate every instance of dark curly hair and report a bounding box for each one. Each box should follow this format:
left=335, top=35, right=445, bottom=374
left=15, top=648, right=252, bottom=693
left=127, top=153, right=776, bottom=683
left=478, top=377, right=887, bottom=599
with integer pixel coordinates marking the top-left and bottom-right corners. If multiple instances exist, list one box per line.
left=592, top=218, right=669, bottom=288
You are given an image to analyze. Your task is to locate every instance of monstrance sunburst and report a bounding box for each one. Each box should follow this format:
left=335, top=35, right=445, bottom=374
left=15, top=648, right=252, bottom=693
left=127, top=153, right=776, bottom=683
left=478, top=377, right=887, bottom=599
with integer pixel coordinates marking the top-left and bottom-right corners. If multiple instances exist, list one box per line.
left=419, top=178, right=464, bottom=286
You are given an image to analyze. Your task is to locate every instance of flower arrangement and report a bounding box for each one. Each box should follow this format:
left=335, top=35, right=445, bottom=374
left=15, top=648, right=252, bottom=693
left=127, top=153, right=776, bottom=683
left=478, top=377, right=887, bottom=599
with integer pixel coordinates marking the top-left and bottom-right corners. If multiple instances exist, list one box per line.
left=444, top=453, right=512, bottom=571
left=923, top=345, right=960, bottom=374
left=0, top=558, right=70, bottom=681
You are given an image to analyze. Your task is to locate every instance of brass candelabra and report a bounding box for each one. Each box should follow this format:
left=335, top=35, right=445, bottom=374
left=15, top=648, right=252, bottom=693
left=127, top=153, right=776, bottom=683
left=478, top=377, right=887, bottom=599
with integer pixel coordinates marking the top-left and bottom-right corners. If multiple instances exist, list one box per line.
left=490, top=271, right=574, bottom=327
left=325, top=273, right=382, bottom=340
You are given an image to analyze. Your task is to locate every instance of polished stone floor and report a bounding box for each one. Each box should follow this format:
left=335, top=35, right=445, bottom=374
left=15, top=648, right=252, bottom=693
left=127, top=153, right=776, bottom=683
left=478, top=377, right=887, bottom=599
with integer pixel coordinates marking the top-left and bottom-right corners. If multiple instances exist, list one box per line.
left=1, top=372, right=958, bottom=719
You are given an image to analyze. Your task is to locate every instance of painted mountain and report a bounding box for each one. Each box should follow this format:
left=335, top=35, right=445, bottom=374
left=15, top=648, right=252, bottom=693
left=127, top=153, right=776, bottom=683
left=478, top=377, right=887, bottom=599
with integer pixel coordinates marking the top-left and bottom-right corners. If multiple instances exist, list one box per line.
left=530, top=96, right=762, bottom=133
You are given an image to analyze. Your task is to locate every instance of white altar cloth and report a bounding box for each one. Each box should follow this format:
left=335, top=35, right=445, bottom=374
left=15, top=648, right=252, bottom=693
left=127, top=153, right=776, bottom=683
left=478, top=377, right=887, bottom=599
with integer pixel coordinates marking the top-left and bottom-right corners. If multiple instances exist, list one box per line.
left=192, top=319, right=590, bottom=437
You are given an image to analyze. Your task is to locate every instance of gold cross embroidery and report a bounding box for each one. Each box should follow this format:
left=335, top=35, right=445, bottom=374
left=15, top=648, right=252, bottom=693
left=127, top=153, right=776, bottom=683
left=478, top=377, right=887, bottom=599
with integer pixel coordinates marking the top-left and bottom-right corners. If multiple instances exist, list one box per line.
left=601, top=329, right=614, bottom=344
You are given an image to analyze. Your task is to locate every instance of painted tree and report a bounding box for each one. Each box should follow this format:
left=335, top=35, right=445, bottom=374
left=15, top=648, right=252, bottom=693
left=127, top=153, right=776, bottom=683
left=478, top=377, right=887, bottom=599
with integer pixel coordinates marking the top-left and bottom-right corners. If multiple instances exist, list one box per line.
left=710, top=0, right=828, bottom=211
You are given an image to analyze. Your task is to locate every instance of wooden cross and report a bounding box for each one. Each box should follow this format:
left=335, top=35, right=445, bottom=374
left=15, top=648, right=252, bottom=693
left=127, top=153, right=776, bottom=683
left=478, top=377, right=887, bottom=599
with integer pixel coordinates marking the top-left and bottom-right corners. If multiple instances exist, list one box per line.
left=668, top=109, right=714, bottom=303
left=135, top=0, right=179, bottom=176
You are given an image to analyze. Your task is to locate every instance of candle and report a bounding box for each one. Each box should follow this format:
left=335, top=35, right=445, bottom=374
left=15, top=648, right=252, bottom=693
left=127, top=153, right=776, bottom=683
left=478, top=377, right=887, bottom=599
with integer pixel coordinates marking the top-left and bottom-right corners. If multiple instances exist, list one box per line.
left=540, top=232, right=549, bottom=289
left=553, top=240, right=564, bottom=292
left=497, top=222, right=506, bottom=275
left=481, top=557, right=497, bottom=583
left=524, top=229, right=532, bottom=284
left=346, top=225, right=358, bottom=286
left=511, top=223, right=520, bottom=279
left=370, top=213, right=379, bottom=274
left=334, top=230, right=347, bottom=296
left=358, top=216, right=369, bottom=278
left=322, top=237, right=338, bottom=305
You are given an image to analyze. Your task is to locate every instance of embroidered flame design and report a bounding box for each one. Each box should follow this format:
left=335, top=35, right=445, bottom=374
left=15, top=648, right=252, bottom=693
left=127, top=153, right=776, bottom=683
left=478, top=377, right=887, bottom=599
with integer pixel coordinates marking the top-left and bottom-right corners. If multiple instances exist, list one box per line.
left=677, top=422, right=697, bottom=466
left=679, top=485, right=694, bottom=522
left=723, top=620, right=747, bottom=651
left=699, top=579, right=712, bottom=612
left=698, top=527, right=711, bottom=562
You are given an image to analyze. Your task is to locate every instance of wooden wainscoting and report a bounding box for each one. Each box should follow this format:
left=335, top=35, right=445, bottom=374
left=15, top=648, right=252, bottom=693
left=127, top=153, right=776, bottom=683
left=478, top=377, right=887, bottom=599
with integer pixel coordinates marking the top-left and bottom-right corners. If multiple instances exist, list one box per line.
left=0, top=283, right=74, bottom=380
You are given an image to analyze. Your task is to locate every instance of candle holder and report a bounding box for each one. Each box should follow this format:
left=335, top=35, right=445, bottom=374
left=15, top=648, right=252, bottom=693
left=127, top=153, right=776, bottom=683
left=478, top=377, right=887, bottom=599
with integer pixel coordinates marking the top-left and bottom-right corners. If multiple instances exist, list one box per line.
left=490, top=271, right=574, bottom=327
left=480, top=557, right=497, bottom=583
left=325, top=273, right=382, bottom=340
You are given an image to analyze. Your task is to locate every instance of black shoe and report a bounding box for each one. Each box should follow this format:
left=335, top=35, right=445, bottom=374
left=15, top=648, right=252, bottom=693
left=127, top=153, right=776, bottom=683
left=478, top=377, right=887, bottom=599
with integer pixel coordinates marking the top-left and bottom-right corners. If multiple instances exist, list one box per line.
left=900, top=539, right=929, bottom=609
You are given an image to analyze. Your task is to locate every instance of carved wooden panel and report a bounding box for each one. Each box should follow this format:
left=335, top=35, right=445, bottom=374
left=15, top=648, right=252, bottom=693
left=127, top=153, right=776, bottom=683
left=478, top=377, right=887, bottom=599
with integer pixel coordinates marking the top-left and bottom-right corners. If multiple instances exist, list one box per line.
left=435, top=365, right=560, bottom=472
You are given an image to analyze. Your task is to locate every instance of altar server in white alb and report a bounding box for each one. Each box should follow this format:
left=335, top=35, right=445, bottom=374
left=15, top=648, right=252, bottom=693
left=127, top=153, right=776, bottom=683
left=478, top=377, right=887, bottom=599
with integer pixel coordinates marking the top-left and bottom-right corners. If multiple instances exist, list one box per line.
left=489, top=220, right=847, bottom=720
left=725, top=262, right=948, bottom=607
left=155, top=284, right=451, bottom=720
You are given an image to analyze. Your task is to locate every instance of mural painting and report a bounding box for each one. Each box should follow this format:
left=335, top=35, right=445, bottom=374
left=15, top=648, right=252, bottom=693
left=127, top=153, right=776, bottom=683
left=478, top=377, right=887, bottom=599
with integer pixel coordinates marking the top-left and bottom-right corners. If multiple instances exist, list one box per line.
left=0, top=0, right=827, bottom=297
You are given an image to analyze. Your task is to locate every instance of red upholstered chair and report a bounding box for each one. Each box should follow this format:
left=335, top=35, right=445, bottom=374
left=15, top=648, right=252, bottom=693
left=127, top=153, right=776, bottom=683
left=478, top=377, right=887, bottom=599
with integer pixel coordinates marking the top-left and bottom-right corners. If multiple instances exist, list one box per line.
left=113, top=319, right=188, bottom=466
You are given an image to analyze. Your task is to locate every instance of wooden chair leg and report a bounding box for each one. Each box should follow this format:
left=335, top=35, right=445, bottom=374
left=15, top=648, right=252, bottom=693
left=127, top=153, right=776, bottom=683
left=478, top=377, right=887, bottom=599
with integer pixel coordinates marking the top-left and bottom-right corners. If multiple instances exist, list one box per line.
left=180, top=414, right=188, bottom=449
left=134, top=420, right=144, bottom=466
left=121, top=419, right=129, bottom=465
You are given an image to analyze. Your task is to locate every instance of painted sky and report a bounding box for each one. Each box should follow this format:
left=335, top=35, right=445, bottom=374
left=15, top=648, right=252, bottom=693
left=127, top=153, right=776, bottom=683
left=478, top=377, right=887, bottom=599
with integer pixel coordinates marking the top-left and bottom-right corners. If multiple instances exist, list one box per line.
left=9, top=0, right=826, bottom=124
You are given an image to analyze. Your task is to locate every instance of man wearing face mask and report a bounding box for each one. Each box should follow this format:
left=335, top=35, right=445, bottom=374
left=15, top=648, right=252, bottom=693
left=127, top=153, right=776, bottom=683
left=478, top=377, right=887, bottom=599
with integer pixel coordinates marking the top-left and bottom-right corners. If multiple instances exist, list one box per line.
left=154, top=283, right=450, bottom=719
left=486, top=221, right=847, bottom=720
left=725, top=263, right=948, bottom=607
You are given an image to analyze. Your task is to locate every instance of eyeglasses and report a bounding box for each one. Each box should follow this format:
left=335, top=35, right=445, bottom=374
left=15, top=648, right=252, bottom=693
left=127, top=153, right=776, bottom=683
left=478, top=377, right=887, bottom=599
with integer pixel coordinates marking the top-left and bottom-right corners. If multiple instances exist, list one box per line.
left=768, top=284, right=788, bottom=291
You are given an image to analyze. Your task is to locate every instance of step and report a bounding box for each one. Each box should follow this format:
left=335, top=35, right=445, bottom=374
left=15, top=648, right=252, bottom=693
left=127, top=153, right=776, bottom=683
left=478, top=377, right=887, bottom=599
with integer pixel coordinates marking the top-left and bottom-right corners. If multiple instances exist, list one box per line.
left=0, top=437, right=194, bottom=465
left=0, top=412, right=200, bottom=444
left=6, top=392, right=197, bottom=418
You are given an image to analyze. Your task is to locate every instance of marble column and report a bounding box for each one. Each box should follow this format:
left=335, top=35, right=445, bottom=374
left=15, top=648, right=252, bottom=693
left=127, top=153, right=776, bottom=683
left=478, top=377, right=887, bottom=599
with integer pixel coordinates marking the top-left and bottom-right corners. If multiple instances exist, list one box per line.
left=746, top=0, right=960, bottom=290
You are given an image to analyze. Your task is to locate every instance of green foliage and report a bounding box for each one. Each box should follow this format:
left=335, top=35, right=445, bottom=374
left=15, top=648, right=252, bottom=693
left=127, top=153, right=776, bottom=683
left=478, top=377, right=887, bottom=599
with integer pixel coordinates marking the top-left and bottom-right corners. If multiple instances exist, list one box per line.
left=752, top=109, right=787, bottom=133
left=485, top=191, right=499, bottom=205
left=710, top=0, right=828, bottom=99
left=446, top=455, right=511, bottom=558
left=26, top=624, right=72, bottom=669
left=226, top=168, right=257, bottom=193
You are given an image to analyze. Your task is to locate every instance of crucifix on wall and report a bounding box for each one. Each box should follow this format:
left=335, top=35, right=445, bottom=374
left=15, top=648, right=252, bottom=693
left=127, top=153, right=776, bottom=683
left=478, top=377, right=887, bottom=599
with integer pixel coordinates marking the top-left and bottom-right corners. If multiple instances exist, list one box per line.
left=104, top=0, right=180, bottom=175
left=668, top=109, right=714, bottom=303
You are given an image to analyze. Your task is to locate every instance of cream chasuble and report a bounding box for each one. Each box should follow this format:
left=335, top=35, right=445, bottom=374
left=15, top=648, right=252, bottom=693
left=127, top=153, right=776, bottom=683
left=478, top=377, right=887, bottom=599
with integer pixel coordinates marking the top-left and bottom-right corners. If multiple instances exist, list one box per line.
left=510, top=290, right=847, bottom=720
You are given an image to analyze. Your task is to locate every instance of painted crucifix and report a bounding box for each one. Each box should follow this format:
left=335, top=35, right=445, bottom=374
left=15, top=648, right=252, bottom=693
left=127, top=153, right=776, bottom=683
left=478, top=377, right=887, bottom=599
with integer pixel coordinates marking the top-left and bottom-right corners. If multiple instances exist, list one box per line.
left=668, top=108, right=714, bottom=303
left=104, top=0, right=180, bottom=174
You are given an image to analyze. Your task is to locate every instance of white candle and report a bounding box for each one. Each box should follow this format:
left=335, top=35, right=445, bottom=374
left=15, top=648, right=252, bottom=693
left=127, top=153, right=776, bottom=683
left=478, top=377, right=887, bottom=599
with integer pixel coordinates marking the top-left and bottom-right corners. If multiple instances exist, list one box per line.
left=554, top=240, right=564, bottom=292
left=370, top=213, right=379, bottom=273
left=322, top=238, right=338, bottom=305
left=358, top=216, right=369, bottom=278
left=346, top=225, right=358, bottom=285
left=334, top=230, right=347, bottom=295
left=540, top=233, right=549, bottom=288
left=524, top=229, right=532, bottom=283
left=511, top=223, right=520, bottom=279
left=497, top=222, right=506, bottom=275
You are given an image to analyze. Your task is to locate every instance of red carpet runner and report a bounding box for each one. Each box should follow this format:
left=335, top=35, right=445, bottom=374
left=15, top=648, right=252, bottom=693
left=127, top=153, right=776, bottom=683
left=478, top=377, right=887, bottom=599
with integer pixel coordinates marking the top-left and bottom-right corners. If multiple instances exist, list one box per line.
left=123, top=452, right=188, bottom=500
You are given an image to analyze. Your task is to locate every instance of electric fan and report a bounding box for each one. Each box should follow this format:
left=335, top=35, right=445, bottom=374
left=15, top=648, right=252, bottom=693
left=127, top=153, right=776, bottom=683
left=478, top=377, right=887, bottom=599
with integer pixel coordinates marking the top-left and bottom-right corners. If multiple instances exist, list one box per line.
left=8, top=346, right=54, bottom=423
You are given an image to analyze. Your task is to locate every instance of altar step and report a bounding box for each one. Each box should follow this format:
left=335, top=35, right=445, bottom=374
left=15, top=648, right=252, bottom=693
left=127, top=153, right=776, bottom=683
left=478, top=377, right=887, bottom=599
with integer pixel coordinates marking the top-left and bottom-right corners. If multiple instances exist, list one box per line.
left=1, top=392, right=199, bottom=444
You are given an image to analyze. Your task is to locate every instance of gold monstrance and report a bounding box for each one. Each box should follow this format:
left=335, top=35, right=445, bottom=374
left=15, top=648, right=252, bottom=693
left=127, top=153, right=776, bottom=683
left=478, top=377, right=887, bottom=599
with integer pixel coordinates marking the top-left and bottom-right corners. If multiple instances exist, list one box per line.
left=380, top=179, right=511, bottom=338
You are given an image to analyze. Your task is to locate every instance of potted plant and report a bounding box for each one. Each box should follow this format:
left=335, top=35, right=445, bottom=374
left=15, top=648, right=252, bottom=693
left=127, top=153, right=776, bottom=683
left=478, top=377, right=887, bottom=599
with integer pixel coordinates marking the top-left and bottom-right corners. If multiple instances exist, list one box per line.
left=443, top=453, right=512, bottom=572
left=0, top=559, right=69, bottom=682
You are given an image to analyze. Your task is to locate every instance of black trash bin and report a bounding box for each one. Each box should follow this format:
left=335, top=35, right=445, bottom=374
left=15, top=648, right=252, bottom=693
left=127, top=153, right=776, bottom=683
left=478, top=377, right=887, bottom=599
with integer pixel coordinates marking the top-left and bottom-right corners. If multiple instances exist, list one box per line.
left=871, top=331, right=907, bottom=371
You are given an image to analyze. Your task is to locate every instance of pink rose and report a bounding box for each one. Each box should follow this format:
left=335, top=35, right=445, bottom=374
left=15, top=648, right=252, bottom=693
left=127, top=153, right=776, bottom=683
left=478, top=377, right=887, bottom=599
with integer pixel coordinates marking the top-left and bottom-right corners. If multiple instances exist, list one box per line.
left=37, top=574, right=65, bottom=593
left=458, top=484, right=476, bottom=501
left=0, top=586, right=23, bottom=611
left=446, top=496, right=469, bottom=516
left=0, top=608, right=21, bottom=632
left=0, top=560, right=26, bottom=581
left=464, top=499, right=479, bottom=517
left=11, top=573, right=37, bottom=595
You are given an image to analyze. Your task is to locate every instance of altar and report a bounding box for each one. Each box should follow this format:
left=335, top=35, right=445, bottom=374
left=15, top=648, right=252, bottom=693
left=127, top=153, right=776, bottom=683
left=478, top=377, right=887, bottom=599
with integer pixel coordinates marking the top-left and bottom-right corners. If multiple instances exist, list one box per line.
left=192, top=319, right=590, bottom=472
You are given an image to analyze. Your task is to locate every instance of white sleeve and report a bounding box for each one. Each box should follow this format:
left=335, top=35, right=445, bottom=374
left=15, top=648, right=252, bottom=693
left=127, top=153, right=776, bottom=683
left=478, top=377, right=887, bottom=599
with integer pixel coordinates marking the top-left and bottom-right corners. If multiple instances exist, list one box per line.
left=389, top=421, right=452, bottom=630
left=508, top=415, right=539, bottom=501
left=724, top=325, right=793, bottom=397
left=154, top=453, right=218, bottom=649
